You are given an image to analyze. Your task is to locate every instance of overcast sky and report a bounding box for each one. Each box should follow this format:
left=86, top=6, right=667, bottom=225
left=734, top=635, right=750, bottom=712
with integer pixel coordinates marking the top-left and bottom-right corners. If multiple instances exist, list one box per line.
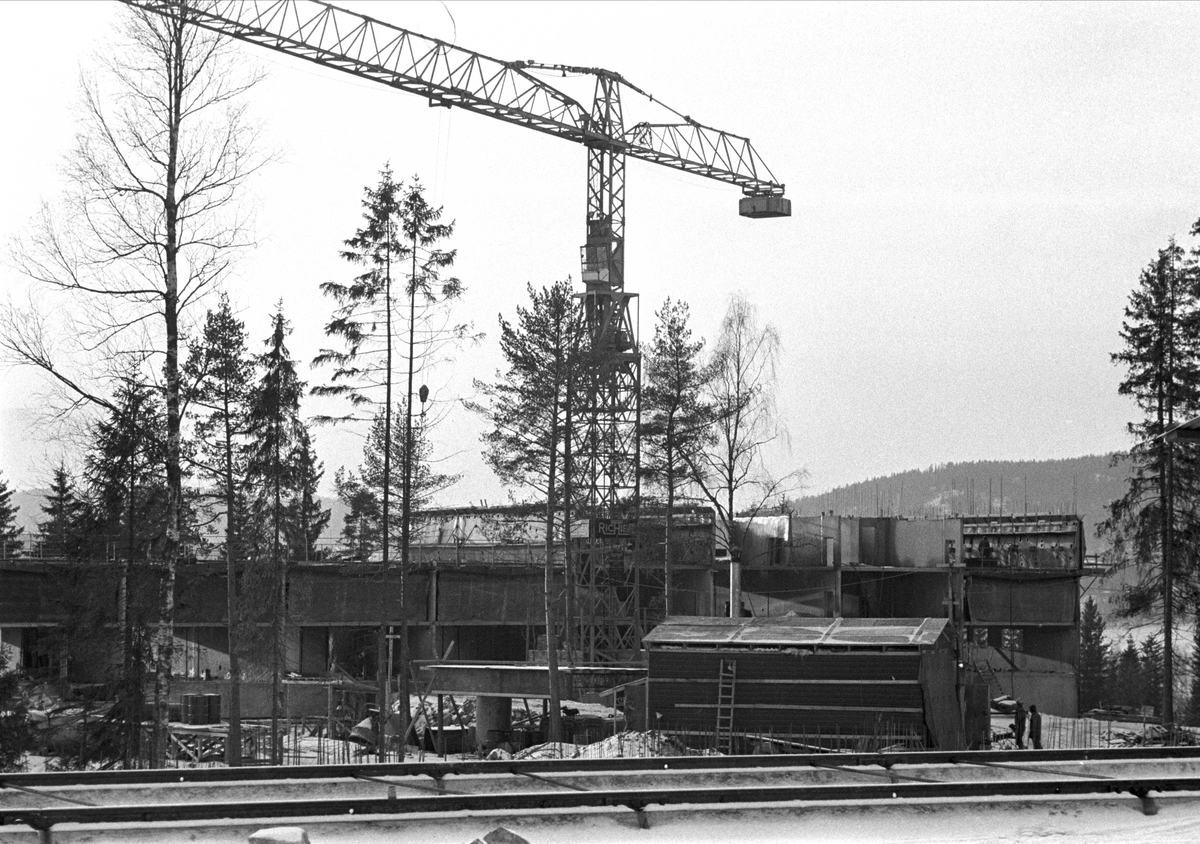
left=2, top=0, right=1198, bottom=504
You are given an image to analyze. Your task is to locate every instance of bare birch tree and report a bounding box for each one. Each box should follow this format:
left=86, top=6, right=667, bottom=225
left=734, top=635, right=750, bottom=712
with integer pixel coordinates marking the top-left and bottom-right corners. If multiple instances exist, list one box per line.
left=5, top=5, right=264, bottom=765
left=687, top=292, right=803, bottom=617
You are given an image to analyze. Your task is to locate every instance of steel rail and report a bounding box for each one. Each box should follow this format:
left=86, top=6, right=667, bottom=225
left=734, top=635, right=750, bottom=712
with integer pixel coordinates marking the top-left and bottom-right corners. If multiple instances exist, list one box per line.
left=2, top=746, right=1199, bottom=789
left=2, top=775, right=1198, bottom=832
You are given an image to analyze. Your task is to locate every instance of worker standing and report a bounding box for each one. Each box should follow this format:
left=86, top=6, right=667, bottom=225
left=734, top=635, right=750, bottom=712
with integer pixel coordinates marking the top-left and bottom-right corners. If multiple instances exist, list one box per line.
left=1028, top=704, right=1042, bottom=750
left=1014, top=700, right=1027, bottom=749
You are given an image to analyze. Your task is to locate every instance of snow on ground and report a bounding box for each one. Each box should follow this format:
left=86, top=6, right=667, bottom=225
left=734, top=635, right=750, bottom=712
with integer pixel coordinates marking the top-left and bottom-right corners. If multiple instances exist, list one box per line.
left=988, top=713, right=1196, bottom=750
left=4, top=793, right=1199, bottom=844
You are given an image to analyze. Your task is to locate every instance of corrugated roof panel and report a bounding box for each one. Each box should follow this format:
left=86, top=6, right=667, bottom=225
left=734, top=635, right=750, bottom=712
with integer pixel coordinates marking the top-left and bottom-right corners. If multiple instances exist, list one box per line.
left=643, top=616, right=948, bottom=648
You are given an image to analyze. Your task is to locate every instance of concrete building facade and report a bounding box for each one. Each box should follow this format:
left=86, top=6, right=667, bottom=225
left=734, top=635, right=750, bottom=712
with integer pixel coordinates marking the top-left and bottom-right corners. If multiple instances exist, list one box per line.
left=731, top=514, right=1083, bottom=715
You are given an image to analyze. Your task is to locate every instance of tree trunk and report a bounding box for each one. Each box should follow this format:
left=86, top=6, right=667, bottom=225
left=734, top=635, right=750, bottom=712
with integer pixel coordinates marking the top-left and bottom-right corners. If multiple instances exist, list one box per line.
left=1162, top=416, right=1175, bottom=724
left=545, top=395, right=563, bottom=744
left=121, top=423, right=136, bottom=766
left=727, top=446, right=740, bottom=618
left=563, top=379, right=576, bottom=666
left=377, top=221, right=394, bottom=760
left=153, top=12, right=187, bottom=768
left=223, top=395, right=242, bottom=766
left=1161, top=264, right=1176, bottom=726
left=271, top=428, right=285, bottom=764
left=664, top=438, right=674, bottom=618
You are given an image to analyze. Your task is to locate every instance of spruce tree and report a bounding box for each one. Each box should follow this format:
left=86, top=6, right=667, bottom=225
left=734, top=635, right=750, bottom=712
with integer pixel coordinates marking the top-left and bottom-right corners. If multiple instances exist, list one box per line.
left=1187, top=623, right=1200, bottom=726
left=81, top=377, right=168, bottom=765
left=334, top=468, right=380, bottom=561
left=360, top=405, right=459, bottom=547
left=285, top=426, right=331, bottom=562
left=1140, top=633, right=1164, bottom=716
left=1112, top=637, right=1144, bottom=711
left=1102, top=238, right=1200, bottom=724
left=313, top=169, right=468, bottom=758
left=0, top=472, right=22, bottom=559
left=84, top=379, right=169, bottom=563
left=184, top=291, right=254, bottom=764
left=246, top=306, right=304, bottom=764
left=1078, top=597, right=1110, bottom=712
left=641, top=299, right=716, bottom=616
left=0, top=647, right=31, bottom=771
left=38, top=464, right=83, bottom=559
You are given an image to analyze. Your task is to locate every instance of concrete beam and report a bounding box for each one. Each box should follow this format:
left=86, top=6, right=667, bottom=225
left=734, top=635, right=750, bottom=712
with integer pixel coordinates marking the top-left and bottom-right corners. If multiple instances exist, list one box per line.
left=416, top=664, right=646, bottom=699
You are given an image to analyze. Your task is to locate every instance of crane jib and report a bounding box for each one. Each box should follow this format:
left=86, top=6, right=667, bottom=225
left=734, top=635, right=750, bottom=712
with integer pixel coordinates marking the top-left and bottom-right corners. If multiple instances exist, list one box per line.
left=120, top=0, right=788, bottom=204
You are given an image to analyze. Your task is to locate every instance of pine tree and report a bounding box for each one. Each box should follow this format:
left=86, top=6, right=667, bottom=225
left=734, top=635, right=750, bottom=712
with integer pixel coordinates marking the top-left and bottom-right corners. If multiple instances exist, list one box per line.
left=1078, top=597, right=1110, bottom=712
left=1102, top=238, right=1200, bottom=724
left=0, top=472, right=22, bottom=559
left=1140, top=633, right=1164, bottom=716
left=38, top=464, right=84, bottom=559
left=246, top=306, right=304, bottom=764
left=471, top=280, right=587, bottom=743
left=641, top=298, right=716, bottom=616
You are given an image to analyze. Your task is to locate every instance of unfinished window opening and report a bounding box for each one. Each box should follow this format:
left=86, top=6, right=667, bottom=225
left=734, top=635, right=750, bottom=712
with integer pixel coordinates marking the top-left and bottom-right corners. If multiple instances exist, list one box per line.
left=1000, top=628, right=1024, bottom=652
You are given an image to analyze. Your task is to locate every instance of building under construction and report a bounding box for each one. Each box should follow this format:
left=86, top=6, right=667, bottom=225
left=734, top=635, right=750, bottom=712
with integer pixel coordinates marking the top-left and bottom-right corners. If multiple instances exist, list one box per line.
left=3, top=510, right=1081, bottom=732
left=733, top=513, right=1084, bottom=715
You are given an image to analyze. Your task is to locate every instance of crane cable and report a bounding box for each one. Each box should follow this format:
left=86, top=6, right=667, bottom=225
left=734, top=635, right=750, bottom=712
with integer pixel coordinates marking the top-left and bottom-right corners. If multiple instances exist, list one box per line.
left=433, top=1, right=457, bottom=208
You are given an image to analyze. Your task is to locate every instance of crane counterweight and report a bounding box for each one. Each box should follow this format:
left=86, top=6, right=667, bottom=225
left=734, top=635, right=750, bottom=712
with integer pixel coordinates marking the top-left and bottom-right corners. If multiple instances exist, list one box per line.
left=739, top=195, right=792, bottom=219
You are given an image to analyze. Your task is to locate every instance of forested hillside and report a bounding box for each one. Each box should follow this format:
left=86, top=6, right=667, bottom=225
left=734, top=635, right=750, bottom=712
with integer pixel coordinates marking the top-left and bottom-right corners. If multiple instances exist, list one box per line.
left=792, top=454, right=1131, bottom=553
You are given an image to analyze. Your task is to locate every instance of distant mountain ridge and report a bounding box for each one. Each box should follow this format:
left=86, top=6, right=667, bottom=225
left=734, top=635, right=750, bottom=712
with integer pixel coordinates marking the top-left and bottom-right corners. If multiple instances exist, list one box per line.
left=792, top=454, right=1131, bottom=553
left=11, top=453, right=1133, bottom=553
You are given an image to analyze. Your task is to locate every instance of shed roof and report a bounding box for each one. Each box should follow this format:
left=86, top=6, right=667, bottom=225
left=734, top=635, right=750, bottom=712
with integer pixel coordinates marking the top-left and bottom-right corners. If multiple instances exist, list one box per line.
left=1163, top=414, right=1200, bottom=443
left=642, top=616, right=950, bottom=648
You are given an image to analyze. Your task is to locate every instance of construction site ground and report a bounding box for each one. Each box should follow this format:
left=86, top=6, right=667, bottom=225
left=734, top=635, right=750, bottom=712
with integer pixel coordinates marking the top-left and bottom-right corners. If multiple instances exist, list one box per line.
left=3, top=755, right=1200, bottom=844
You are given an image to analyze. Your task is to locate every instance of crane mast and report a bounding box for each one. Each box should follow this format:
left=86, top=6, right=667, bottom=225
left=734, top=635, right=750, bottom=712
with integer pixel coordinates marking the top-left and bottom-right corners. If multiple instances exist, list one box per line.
left=123, top=0, right=789, bottom=657
left=580, top=73, right=637, bottom=515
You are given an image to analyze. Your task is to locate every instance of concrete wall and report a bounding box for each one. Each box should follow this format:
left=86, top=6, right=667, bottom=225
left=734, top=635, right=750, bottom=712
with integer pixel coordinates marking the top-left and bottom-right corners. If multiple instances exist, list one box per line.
left=170, top=678, right=329, bottom=719
left=973, top=644, right=1078, bottom=716
left=894, top=520, right=960, bottom=568
left=989, top=669, right=1078, bottom=717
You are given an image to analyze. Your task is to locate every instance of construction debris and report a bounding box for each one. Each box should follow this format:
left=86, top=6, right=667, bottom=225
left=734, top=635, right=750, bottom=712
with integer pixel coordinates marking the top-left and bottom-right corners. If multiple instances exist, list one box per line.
left=515, top=730, right=704, bottom=761
left=470, top=828, right=530, bottom=844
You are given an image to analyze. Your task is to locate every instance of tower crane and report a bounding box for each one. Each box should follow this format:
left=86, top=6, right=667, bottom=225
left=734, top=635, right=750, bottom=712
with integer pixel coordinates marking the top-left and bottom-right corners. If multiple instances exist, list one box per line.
left=124, top=0, right=789, bottom=658
left=124, top=0, right=789, bottom=521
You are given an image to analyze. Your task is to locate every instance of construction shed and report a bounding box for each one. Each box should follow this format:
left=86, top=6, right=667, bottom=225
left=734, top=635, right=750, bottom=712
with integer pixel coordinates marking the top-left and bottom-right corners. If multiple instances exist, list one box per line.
left=643, top=616, right=967, bottom=752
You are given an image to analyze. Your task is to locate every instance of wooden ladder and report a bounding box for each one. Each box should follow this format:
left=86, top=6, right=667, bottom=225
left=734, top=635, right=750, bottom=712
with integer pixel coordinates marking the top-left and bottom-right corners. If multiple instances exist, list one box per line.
left=716, top=659, right=737, bottom=754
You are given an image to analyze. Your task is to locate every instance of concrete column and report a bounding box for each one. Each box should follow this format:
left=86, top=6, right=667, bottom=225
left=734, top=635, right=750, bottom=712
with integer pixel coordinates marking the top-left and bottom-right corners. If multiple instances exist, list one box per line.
left=475, top=695, right=512, bottom=750
left=729, top=559, right=742, bottom=618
